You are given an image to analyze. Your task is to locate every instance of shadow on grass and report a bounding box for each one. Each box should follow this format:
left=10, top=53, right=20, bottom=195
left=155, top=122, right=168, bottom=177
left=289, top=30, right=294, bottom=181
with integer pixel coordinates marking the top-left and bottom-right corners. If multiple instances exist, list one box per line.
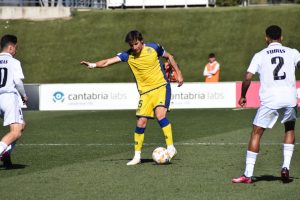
left=253, top=175, right=294, bottom=184
left=0, top=164, right=27, bottom=170
left=100, top=158, right=180, bottom=165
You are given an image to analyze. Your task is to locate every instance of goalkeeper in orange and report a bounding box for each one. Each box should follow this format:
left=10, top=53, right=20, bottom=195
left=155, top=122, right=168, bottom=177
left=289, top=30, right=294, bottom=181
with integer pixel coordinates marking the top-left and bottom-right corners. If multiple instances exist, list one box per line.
left=81, top=30, right=184, bottom=165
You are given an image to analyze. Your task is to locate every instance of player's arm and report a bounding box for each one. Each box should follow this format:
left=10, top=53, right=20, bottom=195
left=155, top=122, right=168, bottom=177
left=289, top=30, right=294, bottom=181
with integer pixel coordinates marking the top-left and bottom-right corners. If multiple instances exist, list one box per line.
left=80, top=56, right=121, bottom=69
left=239, top=72, right=253, bottom=107
left=209, top=63, right=220, bottom=75
left=163, top=51, right=184, bottom=87
left=203, top=66, right=211, bottom=77
left=15, top=79, right=28, bottom=105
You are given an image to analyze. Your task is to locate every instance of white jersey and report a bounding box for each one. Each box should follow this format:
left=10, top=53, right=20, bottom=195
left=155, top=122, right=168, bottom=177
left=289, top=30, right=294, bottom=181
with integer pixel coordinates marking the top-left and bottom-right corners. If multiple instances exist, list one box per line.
left=0, top=52, right=24, bottom=95
left=247, top=42, right=300, bottom=109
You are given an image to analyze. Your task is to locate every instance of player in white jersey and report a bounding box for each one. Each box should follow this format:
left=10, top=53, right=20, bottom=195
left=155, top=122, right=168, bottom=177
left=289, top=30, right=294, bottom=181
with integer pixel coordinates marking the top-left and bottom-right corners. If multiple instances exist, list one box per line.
left=232, top=25, right=300, bottom=183
left=0, top=34, right=28, bottom=169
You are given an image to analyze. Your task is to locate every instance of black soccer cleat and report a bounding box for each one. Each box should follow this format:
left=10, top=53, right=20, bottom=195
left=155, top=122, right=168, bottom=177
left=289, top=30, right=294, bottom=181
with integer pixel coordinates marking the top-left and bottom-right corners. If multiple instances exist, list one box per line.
left=281, top=167, right=289, bottom=182
left=1, top=152, right=13, bottom=169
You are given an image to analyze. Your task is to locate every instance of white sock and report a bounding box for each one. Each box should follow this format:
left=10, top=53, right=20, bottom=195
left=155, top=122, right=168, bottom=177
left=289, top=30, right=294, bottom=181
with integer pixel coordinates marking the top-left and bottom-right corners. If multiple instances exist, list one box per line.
left=0, top=142, right=8, bottom=155
left=134, top=151, right=141, bottom=159
left=282, top=144, right=294, bottom=170
left=244, top=150, right=258, bottom=177
left=167, top=144, right=175, bottom=150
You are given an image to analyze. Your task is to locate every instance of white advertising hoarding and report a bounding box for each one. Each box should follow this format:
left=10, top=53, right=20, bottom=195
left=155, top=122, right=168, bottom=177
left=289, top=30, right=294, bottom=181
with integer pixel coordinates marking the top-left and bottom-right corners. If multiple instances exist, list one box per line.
left=39, top=83, right=139, bottom=111
left=170, top=82, right=236, bottom=108
left=39, top=83, right=236, bottom=111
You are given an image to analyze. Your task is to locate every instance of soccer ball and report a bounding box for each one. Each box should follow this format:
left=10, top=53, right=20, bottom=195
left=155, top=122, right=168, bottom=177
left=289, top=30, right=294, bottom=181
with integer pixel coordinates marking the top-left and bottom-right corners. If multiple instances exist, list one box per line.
left=152, top=147, right=170, bottom=164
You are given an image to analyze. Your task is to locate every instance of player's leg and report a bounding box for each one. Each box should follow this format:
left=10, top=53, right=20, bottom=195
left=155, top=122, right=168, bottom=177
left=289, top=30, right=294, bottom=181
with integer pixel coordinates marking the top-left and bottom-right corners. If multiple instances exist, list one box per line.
left=127, top=117, right=148, bottom=166
left=0, top=123, right=23, bottom=155
left=1, top=141, right=16, bottom=168
left=154, top=84, right=176, bottom=159
left=0, top=93, right=25, bottom=168
left=232, top=125, right=265, bottom=183
left=155, top=106, right=176, bottom=159
left=233, top=106, right=278, bottom=183
left=127, top=94, right=153, bottom=166
left=280, top=107, right=297, bottom=181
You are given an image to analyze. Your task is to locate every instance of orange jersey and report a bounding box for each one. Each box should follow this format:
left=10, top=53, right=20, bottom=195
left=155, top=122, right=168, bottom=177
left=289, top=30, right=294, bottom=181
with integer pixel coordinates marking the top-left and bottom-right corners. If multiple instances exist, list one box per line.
left=204, top=61, right=220, bottom=82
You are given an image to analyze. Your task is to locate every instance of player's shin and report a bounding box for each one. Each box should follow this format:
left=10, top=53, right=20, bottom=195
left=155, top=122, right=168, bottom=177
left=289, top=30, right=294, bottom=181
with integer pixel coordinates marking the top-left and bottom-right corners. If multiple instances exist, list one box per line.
left=158, top=118, right=173, bottom=146
left=0, top=141, right=8, bottom=155
left=4, top=141, right=17, bottom=154
left=244, top=150, right=258, bottom=177
left=282, top=144, right=294, bottom=170
left=134, top=127, right=145, bottom=158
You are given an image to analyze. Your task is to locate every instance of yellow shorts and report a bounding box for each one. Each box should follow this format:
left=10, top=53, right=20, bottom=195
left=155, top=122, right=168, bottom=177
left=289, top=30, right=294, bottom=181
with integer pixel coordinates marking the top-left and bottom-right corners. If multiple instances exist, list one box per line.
left=136, top=84, right=171, bottom=118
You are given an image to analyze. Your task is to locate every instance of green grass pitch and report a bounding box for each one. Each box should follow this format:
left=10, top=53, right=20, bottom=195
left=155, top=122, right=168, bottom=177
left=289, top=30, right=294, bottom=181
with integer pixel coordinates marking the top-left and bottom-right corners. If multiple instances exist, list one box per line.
left=0, top=109, right=299, bottom=199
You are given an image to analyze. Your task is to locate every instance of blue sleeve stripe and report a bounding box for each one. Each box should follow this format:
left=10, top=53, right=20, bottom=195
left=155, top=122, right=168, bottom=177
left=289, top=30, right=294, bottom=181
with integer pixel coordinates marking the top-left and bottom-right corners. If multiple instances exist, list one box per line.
left=146, top=43, right=164, bottom=57
left=117, top=50, right=130, bottom=62
left=135, top=127, right=145, bottom=134
left=158, top=118, right=170, bottom=128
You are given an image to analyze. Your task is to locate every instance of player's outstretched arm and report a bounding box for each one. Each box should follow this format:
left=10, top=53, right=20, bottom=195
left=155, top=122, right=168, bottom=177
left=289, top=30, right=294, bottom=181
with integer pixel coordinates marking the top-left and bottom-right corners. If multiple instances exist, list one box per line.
left=163, top=51, right=184, bottom=87
left=239, top=72, right=253, bottom=107
left=80, top=56, right=121, bottom=69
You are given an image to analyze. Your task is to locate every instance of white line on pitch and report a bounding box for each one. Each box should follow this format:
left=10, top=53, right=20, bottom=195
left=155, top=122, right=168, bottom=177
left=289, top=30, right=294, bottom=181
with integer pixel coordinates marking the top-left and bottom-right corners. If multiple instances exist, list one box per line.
left=17, top=142, right=299, bottom=146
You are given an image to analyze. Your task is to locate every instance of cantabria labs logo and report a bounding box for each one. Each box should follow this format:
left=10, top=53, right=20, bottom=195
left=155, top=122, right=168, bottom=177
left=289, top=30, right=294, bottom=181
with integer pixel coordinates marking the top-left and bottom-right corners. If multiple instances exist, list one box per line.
left=53, top=91, right=65, bottom=103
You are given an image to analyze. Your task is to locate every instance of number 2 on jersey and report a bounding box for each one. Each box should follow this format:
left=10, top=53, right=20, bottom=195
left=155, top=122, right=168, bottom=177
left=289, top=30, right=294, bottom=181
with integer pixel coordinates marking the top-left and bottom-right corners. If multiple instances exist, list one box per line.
left=272, top=56, right=286, bottom=80
left=0, top=67, right=8, bottom=88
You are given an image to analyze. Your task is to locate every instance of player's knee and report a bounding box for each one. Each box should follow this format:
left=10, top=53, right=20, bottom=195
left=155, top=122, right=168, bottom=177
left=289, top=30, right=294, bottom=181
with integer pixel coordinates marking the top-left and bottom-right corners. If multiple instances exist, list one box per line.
left=252, top=125, right=265, bottom=135
left=284, top=121, right=295, bottom=133
left=155, top=106, right=167, bottom=120
left=10, top=124, right=24, bottom=139
left=137, top=117, right=147, bottom=128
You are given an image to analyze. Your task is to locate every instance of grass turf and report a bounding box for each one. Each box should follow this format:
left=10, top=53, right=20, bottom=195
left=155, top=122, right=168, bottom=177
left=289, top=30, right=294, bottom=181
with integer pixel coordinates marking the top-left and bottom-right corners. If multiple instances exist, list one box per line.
left=0, top=109, right=299, bottom=199
left=0, top=6, right=300, bottom=83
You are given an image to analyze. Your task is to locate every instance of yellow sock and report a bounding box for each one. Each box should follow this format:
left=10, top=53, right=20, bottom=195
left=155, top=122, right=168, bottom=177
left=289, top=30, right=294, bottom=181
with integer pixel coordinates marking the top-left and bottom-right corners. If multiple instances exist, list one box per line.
left=162, top=123, right=173, bottom=146
left=134, top=133, right=144, bottom=151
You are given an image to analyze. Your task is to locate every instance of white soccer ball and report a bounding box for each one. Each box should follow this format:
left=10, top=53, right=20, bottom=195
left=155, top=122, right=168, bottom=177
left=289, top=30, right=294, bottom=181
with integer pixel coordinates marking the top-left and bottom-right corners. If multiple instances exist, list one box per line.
left=152, top=147, right=170, bottom=164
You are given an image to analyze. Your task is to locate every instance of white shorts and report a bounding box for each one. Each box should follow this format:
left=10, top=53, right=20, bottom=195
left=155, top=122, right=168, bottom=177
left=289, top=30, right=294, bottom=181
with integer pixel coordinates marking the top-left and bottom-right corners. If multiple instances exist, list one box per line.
left=253, top=105, right=297, bottom=129
left=0, top=93, right=24, bottom=126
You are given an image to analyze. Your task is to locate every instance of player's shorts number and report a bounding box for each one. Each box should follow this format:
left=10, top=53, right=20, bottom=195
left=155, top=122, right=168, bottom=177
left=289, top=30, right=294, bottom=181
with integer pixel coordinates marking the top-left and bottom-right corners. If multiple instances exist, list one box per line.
left=272, top=56, right=286, bottom=80
left=0, top=67, right=8, bottom=88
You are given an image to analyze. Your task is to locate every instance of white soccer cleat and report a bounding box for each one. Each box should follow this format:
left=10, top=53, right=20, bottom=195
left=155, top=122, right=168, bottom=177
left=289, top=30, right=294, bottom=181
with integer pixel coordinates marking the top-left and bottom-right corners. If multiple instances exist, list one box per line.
left=167, top=147, right=177, bottom=160
left=126, top=157, right=141, bottom=166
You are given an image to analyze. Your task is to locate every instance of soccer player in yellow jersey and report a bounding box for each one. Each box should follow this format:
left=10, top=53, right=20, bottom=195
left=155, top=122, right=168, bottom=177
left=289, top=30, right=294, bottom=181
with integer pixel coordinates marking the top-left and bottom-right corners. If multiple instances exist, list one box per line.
left=81, top=30, right=184, bottom=165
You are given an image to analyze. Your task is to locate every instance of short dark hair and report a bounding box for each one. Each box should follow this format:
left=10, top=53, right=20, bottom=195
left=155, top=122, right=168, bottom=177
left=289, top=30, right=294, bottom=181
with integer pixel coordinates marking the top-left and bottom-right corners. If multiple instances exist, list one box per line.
left=1, top=34, right=17, bottom=51
left=208, top=53, right=215, bottom=58
left=265, top=25, right=282, bottom=40
left=125, top=30, right=143, bottom=43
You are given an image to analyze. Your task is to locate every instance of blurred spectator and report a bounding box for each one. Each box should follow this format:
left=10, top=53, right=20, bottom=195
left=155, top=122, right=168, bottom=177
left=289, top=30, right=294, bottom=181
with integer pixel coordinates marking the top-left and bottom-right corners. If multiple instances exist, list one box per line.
left=164, top=57, right=178, bottom=82
left=203, top=53, right=220, bottom=82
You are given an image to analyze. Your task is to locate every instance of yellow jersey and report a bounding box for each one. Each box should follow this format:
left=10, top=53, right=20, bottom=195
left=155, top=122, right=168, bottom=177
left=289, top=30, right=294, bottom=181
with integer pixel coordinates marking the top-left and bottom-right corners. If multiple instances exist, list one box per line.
left=117, top=43, right=168, bottom=95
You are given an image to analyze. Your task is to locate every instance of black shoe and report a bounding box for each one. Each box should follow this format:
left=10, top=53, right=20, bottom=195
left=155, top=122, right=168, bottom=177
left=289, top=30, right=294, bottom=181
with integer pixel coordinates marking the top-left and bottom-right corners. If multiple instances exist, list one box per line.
left=281, top=167, right=289, bottom=182
left=1, top=152, right=13, bottom=169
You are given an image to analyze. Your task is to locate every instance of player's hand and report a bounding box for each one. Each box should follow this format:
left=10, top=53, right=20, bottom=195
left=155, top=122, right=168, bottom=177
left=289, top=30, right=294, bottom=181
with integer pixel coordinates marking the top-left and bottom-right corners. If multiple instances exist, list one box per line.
left=177, top=75, right=184, bottom=87
left=22, top=96, right=28, bottom=105
left=239, top=97, right=247, bottom=107
left=80, top=61, right=96, bottom=69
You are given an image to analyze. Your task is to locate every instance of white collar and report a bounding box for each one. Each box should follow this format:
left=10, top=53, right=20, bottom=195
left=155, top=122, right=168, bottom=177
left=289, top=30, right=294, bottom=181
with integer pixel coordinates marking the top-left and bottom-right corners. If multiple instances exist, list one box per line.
left=268, top=42, right=282, bottom=47
left=0, top=52, right=13, bottom=57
